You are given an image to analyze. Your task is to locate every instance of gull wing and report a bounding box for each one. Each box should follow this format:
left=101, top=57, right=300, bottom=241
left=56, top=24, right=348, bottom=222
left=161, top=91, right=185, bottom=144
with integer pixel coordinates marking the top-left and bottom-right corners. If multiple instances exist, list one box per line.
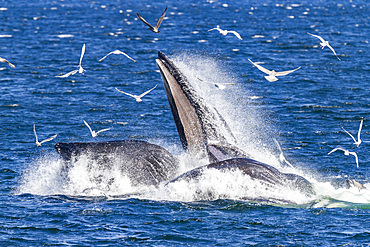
left=229, top=31, right=242, bottom=40
left=98, top=51, right=114, bottom=62
left=275, top=66, right=301, bottom=76
left=207, top=27, right=218, bottom=32
left=136, top=13, right=154, bottom=29
left=248, top=59, right=272, bottom=75
left=273, top=138, right=283, bottom=152
left=116, top=50, right=137, bottom=62
left=56, top=69, right=78, bottom=78
left=327, top=44, right=341, bottom=60
left=357, top=119, right=363, bottom=141
left=328, top=147, right=346, bottom=155
left=139, top=84, right=157, bottom=98
left=33, top=124, right=38, bottom=143
left=96, top=128, right=111, bottom=134
left=99, top=50, right=137, bottom=63
left=342, top=127, right=357, bottom=143
left=349, top=152, right=359, bottom=168
left=0, top=57, right=15, bottom=68
left=307, top=32, right=325, bottom=43
left=273, top=138, right=294, bottom=168
left=115, top=87, right=137, bottom=99
left=79, top=44, right=86, bottom=66
left=154, top=7, right=167, bottom=29
left=83, top=120, right=94, bottom=136
left=208, top=25, right=222, bottom=32
left=40, top=134, right=58, bottom=144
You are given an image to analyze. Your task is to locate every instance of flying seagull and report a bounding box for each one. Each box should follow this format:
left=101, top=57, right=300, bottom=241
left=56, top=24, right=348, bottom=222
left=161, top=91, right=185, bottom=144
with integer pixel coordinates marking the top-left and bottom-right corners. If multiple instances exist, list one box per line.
left=0, top=57, right=15, bottom=68
left=273, top=138, right=294, bottom=168
left=307, top=33, right=341, bottom=60
left=207, top=25, right=243, bottom=40
left=197, top=77, right=235, bottom=90
left=56, top=44, right=86, bottom=78
left=248, top=59, right=301, bottom=82
left=136, top=7, right=167, bottom=33
left=342, top=118, right=363, bottom=147
left=33, top=124, right=58, bottom=147
left=99, top=50, right=137, bottom=63
left=115, top=85, right=157, bottom=102
left=346, top=179, right=367, bottom=190
left=83, top=120, right=110, bottom=138
left=328, top=147, right=359, bottom=168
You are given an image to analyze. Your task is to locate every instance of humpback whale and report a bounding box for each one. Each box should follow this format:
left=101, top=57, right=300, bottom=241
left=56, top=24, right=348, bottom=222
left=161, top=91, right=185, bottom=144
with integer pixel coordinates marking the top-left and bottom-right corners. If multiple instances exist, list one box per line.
left=54, top=51, right=315, bottom=198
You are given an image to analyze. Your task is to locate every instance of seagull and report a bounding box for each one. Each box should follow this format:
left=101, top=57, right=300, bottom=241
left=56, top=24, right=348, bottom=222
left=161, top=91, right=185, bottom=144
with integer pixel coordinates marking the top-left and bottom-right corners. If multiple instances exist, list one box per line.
left=0, top=57, right=15, bottom=68
left=56, top=44, right=86, bottom=78
left=99, top=50, right=137, bottom=63
left=207, top=25, right=243, bottom=40
left=346, top=179, right=367, bottom=190
left=197, top=77, right=235, bottom=90
left=328, top=147, right=359, bottom=168
left=136, top=7, right=167, bottom=33
left=83, top=120, right=110, bottom=138
left=115, top=85, right=157, bottom=102
left=248, top=59, right=301, bottom=82
left=33, top=124, right=58, bottom=147
left=273, top=138, right=294, bottom=168
left=307, top=33, right=341, bottom=60
left=342, top=118, right=363, bottom=147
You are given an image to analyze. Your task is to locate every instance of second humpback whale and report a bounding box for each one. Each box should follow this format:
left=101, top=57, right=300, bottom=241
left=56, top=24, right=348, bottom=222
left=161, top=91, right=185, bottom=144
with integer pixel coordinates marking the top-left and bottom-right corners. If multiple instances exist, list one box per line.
left=54, top=51, right=315, bottom=198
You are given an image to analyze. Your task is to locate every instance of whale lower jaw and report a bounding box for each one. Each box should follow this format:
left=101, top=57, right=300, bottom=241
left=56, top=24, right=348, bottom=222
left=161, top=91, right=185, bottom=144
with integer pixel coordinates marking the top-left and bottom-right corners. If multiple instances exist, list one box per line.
left=156, top=51, right=246, bottom=162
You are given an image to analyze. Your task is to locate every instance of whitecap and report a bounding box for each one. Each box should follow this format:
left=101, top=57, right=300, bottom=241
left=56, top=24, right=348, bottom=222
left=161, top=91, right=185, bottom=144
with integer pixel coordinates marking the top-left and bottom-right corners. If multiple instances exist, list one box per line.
left=57, top=34, right=74, bottom=38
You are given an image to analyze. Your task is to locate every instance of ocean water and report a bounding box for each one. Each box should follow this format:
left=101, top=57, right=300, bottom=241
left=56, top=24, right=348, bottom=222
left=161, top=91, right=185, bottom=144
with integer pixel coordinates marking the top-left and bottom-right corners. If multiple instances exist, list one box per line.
left=1, top=0, right=369, bottom=245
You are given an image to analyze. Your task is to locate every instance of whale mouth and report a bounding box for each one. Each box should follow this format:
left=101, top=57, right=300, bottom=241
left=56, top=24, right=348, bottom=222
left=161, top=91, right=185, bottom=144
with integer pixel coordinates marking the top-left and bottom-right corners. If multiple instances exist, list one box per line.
left=156, top=51, right=244, bottom=162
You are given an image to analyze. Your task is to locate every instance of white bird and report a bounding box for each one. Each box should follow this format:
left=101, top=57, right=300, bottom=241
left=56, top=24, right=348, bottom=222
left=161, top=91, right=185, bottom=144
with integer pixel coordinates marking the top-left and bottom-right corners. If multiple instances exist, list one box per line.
left=56, top=44, right=86, bottom=78
left=197, top=77, right=235, bottom=90
left=115, top=85, right=157, bottom=103
left=347, top=179, right=367, bottom=190
left=0, top=57, right=15, bottom=68
left=248, top=59, right=301, bottom=82
left=307, top=33, right=341, bottom=60
left=33, top=124, right=58, bottom=147
left=98, top=50, right=137, bottom=63
left=136, top=7, right=167, bottom=33
left=342, top=118, right=364, bottom=147
left=273, top=138, right=294, bottom=168
left=207, top=25, right=242, bottom=40
left=83, top=120, right=110, bottom=138
left=328, top=147, right=359, bottom=168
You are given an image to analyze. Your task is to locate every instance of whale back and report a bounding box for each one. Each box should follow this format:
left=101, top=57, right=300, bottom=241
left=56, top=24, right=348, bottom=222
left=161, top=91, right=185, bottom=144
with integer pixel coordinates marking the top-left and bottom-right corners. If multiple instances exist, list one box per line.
left=55, top=140, right=179, bottom=186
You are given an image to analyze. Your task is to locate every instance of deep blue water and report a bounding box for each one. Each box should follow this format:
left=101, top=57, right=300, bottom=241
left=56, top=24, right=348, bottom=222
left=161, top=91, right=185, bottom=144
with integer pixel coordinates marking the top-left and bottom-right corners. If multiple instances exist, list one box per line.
left=1, top=0, right=369, bottom=245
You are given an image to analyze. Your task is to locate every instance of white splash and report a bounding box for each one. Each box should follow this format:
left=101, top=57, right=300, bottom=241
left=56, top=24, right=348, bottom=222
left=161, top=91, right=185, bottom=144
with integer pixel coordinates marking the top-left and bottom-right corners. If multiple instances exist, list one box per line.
left=17, top=53, right=369, bottom=207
